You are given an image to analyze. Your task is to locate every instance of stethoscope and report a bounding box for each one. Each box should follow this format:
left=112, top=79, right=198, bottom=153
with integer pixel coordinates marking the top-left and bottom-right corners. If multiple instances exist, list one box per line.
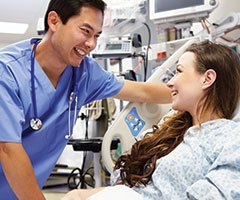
left=30, top=39, right=79, bottom=140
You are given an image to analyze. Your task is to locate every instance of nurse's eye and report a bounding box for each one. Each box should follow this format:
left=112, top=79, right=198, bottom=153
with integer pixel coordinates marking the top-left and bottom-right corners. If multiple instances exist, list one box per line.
left=95, top=34, right=100, bottom=38
left=80, top=28, right=90, bottom=35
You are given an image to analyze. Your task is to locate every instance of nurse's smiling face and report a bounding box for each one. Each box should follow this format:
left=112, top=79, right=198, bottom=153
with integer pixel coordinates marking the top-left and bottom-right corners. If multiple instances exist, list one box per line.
left=49, top=6, right=103, bottom=67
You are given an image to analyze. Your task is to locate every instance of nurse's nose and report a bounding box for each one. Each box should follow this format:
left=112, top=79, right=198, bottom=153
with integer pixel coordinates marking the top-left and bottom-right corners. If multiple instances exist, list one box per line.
left=85, top=36, right=97, bottom=51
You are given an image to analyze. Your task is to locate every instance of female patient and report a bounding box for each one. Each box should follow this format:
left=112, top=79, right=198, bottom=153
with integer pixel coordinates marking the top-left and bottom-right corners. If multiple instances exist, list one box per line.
left=62, top=40, right=240, bottom=199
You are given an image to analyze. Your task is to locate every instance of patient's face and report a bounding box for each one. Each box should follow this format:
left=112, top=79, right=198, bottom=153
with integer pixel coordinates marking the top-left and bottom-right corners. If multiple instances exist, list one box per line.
left=167, top=52, right=205, bottom=116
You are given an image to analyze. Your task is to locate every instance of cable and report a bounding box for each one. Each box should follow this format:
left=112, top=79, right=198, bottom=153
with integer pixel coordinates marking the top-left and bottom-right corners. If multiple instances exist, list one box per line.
left=67, top=110, right=94, bottom=189
left=201, top=18, right=211, bottom=34
left=79, top=111, right=90, bottom=188
left=220, top=35, right=240, bottom=45
left=67, top=167, right=83, bottom=189
left=142, top=22, right=151, bottom=82
left=67, top=166, right=95, bottom=189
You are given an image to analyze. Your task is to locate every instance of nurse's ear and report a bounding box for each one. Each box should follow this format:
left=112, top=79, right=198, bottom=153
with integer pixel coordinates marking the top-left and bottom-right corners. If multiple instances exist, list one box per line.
left=47, top=11, right=61, bottom=32
left=202, top=69, right=217, bottom=90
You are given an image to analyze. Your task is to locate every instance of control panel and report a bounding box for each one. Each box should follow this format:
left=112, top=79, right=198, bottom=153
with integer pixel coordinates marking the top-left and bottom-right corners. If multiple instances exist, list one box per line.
left=125, top=107, right=145, bottom=137
left=92, top=40, right=132, bottom=59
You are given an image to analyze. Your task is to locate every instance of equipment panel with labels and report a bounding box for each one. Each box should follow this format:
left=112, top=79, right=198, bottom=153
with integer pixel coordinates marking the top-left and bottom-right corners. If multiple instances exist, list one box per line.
left=92, top=40, right=132, bottom=59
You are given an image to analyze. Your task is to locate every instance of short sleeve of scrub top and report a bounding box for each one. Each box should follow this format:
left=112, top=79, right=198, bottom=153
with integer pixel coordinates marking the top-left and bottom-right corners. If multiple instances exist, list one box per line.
left=0, top=60, right=25, bottom=142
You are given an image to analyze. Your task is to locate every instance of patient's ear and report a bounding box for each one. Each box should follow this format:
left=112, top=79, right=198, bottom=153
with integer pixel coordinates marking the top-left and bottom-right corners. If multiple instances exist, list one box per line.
left=202, top=69, right=216, bottom=89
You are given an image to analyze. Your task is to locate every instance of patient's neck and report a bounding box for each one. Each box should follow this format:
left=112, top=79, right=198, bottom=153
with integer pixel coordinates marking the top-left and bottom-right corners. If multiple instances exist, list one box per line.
left=193, top=110, right=222, bottom=126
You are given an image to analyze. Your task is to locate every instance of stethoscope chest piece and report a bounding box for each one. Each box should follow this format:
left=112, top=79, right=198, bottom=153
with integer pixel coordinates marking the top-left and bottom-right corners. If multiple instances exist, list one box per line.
left=30, top=118, right=43, bottom=131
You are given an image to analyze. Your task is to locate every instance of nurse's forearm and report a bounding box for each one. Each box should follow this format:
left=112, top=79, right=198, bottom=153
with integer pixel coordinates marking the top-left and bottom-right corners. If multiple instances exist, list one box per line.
left=0, top=142, right=45, bottom=200
left=114, top=81, right=172, bottom=104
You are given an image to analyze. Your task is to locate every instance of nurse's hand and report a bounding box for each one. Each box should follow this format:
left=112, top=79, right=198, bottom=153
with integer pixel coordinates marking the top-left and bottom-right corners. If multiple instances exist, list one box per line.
left=61, top=189, right=83, bottom=200
left=61, top=188, right=104, bottom=200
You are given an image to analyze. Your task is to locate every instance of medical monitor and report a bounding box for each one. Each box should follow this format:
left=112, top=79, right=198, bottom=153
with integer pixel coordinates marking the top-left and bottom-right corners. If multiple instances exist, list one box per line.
left=149, top=0, right=218, bottom=24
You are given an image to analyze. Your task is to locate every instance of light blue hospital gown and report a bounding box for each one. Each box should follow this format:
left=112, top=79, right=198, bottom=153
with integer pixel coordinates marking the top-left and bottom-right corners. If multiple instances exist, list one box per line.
left=111, top=119, right=240, bottom=199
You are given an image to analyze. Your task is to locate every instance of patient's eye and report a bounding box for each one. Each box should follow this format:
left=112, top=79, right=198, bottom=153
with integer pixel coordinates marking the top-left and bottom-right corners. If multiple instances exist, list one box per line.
left=176, top=67, right=182, bottom=74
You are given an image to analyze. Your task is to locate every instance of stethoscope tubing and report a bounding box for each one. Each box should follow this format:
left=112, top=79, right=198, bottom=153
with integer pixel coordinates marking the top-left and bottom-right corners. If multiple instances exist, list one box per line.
left=30, top=39, right=43, bottom=131
left=31, top=40, right=40, bottom=121
left=29, top=39, right=79, bottom=138
left=67, top=92, right=78, bottom=139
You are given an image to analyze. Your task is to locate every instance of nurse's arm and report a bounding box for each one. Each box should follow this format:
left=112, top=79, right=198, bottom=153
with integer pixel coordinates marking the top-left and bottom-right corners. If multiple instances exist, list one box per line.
left=114, top=80, right=171, bottom=103
left=0, top=142, right=45, bottom=200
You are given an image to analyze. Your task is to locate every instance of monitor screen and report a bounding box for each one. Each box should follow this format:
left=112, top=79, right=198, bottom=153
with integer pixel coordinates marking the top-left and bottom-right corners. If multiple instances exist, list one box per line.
left=149, top=0, right=218, bottom=23
left=154, top=0, right=204, bottom=13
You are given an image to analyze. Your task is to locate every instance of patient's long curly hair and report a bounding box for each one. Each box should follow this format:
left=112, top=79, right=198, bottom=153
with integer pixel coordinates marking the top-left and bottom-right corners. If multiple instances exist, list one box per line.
left=114, top=40, right=240, bottom=187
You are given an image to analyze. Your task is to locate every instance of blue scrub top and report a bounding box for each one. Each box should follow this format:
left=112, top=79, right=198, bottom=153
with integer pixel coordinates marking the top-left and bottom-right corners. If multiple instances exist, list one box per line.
left=0, top=39, right=123, bottom=199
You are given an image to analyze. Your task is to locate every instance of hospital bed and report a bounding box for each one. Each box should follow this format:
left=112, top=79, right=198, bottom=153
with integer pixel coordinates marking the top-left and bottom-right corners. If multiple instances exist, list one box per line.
left=101, top=38, right=200, bottom=173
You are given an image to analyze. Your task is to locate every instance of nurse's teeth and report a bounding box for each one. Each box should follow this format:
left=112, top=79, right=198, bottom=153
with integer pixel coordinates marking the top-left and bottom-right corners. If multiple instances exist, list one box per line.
left=75, top=48, right=85, bottom=56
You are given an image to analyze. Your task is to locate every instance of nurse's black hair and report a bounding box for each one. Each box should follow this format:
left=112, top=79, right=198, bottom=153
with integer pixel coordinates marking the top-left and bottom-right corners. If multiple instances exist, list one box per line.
left=44, top=0, right=107, bottom=33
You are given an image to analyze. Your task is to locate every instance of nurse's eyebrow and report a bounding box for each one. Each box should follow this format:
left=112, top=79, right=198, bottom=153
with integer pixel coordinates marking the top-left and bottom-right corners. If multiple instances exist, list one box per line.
left=82, top=23, right=102, bottom=35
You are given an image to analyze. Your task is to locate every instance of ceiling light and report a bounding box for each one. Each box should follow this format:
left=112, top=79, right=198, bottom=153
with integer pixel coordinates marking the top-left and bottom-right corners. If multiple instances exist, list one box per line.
left=0, top=22, right=29, bottom=34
